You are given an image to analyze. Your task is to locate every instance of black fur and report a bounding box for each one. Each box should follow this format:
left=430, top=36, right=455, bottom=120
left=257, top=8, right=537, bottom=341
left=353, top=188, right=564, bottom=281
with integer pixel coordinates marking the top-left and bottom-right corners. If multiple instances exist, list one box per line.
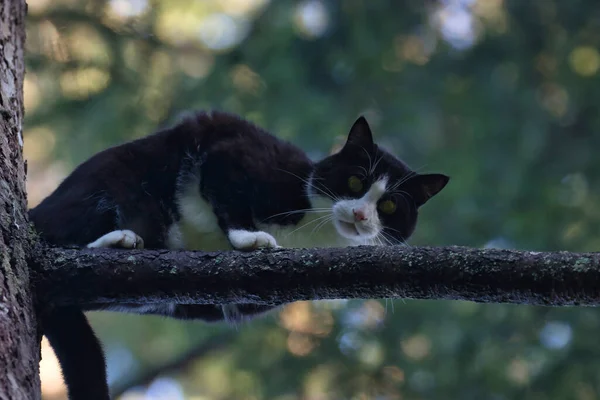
left=30, top=111, right=449, bottom=399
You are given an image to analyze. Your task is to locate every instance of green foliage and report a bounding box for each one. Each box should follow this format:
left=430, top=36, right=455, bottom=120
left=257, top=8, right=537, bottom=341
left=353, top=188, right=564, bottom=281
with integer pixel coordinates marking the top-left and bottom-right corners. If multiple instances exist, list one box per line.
left=25, top=0, right=600, bottom=398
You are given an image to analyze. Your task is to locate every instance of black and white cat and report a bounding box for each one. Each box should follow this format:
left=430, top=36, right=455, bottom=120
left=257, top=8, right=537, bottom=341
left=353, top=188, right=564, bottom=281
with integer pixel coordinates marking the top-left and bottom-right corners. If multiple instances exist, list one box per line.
left=30, top=111, right=448, bottom=400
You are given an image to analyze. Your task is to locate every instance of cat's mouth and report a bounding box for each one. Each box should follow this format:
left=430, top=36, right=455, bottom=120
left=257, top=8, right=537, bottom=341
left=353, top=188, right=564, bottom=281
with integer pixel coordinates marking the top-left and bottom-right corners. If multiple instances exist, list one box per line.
left=337, top=220, right=360, bottom=237
left=334, top=219, right=378, bottom=240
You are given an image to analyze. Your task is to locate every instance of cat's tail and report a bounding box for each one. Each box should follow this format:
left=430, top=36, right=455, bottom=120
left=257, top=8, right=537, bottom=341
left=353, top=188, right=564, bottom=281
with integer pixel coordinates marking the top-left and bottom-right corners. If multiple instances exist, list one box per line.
left=43, top=306, right=110, bottom=400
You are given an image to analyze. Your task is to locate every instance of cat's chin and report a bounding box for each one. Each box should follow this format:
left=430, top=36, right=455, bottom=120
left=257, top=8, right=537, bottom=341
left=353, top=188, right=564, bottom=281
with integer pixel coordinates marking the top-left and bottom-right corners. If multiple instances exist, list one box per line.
left=334, top=219, right=377, bottom=241
left=336, top=220, right=359, bottom=237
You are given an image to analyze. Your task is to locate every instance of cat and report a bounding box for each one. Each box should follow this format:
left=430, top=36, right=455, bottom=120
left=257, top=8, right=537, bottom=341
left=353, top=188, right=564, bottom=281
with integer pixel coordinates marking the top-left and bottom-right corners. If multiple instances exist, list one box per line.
left=29, top=110, right=449, bottom=400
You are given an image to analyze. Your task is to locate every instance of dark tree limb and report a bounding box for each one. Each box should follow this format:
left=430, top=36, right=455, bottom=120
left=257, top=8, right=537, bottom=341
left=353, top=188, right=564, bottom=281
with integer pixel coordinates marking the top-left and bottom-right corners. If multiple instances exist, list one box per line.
left=30, top=244, right=600, bottom=307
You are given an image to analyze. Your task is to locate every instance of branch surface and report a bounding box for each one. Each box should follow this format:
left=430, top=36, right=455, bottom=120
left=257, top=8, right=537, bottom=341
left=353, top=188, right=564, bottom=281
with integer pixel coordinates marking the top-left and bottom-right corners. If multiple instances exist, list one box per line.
left=30, top=244, right=600, bottom=307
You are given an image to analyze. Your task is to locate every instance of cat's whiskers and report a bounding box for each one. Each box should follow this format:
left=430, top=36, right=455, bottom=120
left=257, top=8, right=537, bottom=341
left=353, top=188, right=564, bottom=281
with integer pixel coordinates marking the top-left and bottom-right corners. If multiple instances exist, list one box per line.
left=411, top=164, right=429, bottom=175
left=276, top=168, right=340, bottom=203
left=386, top=164, right=427, bottom=193
left=379, top=234, right=392, bottom=246
left=388, top=172, right=417, bottom=193
left=356, top=165, right=369, bottom=179
left=388, top=165, right=432, bottom=192
left=369, top=152, right=384, bottom=176
left=359, top=146, right=374, bottom=176
left=284, top=213, right=333, bottom=237
left=377, top=232, right=393, bottom=246
left=383, top=296, right=396, bottom=316
left=310, top=215, right=335, bottom=236
left=381, top=230, right=404, bottom=247
left=304, top=192, right=341, bottom=206
left=393, top=189, right=414, bottom=210
left=295, top=172, right=339, bottom=200
left=260, top=208, right=331, bottom=223
left=381, top=227, right=411, bottom=247
left=309, top=177, right=341, bottom=203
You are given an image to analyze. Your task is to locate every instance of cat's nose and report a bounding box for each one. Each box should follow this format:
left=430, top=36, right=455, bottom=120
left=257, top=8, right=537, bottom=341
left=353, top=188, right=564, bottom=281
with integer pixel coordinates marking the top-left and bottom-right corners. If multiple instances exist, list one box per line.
left=353, top=208, right=367, bottom=221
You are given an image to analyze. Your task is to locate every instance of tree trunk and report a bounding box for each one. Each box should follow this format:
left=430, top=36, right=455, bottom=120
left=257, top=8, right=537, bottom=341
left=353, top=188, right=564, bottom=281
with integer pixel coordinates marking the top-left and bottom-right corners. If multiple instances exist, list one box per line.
left=0, top=0, right=41, bottom=399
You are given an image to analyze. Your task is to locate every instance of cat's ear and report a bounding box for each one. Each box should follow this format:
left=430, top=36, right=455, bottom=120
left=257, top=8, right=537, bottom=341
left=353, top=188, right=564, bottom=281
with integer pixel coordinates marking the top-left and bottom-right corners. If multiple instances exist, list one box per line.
left=342, top=116, right=374, bottom=152
left=409, top=173, right=450, bottom=207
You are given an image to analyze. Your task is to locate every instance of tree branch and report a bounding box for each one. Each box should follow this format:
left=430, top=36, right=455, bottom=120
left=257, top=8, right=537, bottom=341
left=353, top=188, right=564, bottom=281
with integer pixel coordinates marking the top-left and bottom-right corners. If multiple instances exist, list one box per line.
left=30, top=244, right=600, bottom=307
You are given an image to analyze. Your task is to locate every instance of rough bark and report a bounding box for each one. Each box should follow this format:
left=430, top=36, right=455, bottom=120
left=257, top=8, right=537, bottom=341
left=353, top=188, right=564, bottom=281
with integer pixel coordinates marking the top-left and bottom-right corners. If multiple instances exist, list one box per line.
left=31, top=244, right=600, bottom=308
left=0, top=1, right=42, bottom=399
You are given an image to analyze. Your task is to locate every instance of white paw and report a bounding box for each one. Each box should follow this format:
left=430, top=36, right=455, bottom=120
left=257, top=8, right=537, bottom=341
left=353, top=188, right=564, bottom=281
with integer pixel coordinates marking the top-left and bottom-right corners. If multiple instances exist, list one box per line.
left=228, top=229, right=279, bottom=251
left=117, top=230, right=144, bottom=249
left=86, top=229, right=144, bottom=249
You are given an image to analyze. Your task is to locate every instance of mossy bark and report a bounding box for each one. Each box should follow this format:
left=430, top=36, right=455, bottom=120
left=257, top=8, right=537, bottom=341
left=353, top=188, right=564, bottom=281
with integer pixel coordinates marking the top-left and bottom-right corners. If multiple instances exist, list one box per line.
left=0, top=0, right=42, bottom=399
left=32, top=245, right=600, bottom=308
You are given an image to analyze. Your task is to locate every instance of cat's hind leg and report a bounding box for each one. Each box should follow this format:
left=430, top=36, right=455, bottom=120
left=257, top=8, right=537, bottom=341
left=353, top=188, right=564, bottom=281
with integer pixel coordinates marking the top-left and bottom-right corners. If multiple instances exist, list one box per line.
left=86, top=229, right=144, bottom=249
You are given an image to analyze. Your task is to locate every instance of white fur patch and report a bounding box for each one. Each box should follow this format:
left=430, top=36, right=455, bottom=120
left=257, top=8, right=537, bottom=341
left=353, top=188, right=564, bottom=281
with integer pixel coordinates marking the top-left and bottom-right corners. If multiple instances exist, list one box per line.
left=332, top=176, right=388, bottom=241
left=168, top=174, right=232, bottom=251
left=228, top=229, right=279, bottom=250
left=166, top=223, right=184, bottom=249
left=86, top=229, right=144, bottom=249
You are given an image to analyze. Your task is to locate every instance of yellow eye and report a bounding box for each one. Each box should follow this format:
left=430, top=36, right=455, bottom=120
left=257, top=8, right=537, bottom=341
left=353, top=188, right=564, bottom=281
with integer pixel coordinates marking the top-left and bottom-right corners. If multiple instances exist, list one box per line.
left=378, top=200, right=397, bottom=214
left=348, top=176, right=363, bottom=192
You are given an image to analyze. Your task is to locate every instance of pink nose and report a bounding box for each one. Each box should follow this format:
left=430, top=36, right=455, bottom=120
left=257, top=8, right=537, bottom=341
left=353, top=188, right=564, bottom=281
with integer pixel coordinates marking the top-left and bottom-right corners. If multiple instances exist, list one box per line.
left=353, top=209, right=367, bottom=221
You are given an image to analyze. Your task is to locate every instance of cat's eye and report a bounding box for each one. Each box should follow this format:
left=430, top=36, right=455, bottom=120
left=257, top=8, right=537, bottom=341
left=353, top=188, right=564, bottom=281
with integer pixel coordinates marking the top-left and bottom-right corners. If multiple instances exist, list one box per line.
left=348, top=176, right=363, bottom=192
left=378, top=199, right=397, bottom=214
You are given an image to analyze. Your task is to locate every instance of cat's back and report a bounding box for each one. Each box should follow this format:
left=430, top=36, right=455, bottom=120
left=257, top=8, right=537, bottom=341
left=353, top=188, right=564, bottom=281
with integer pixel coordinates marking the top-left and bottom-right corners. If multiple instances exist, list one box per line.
left=179, top=111, right=311, bottom=170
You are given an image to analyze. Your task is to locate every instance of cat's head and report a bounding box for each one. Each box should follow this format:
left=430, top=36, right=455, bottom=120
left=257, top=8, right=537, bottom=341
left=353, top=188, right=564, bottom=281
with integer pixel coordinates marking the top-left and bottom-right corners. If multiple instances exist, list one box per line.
left=309, top=116, right=449, bottom=245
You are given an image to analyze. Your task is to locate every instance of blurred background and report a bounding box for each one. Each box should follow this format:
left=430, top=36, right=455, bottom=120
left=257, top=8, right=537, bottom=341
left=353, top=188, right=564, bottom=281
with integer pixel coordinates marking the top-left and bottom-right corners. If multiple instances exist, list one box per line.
left=23, top=0, right=600, bottom=399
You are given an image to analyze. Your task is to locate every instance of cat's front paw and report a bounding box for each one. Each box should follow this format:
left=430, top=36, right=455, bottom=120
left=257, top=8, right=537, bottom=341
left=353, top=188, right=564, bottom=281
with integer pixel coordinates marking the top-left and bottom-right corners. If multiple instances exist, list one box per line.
left=228, top=229, right=279, bottom=251
left=119, top=230, right=145, bottom=249
left=87, top=229, right=145, bottom=249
